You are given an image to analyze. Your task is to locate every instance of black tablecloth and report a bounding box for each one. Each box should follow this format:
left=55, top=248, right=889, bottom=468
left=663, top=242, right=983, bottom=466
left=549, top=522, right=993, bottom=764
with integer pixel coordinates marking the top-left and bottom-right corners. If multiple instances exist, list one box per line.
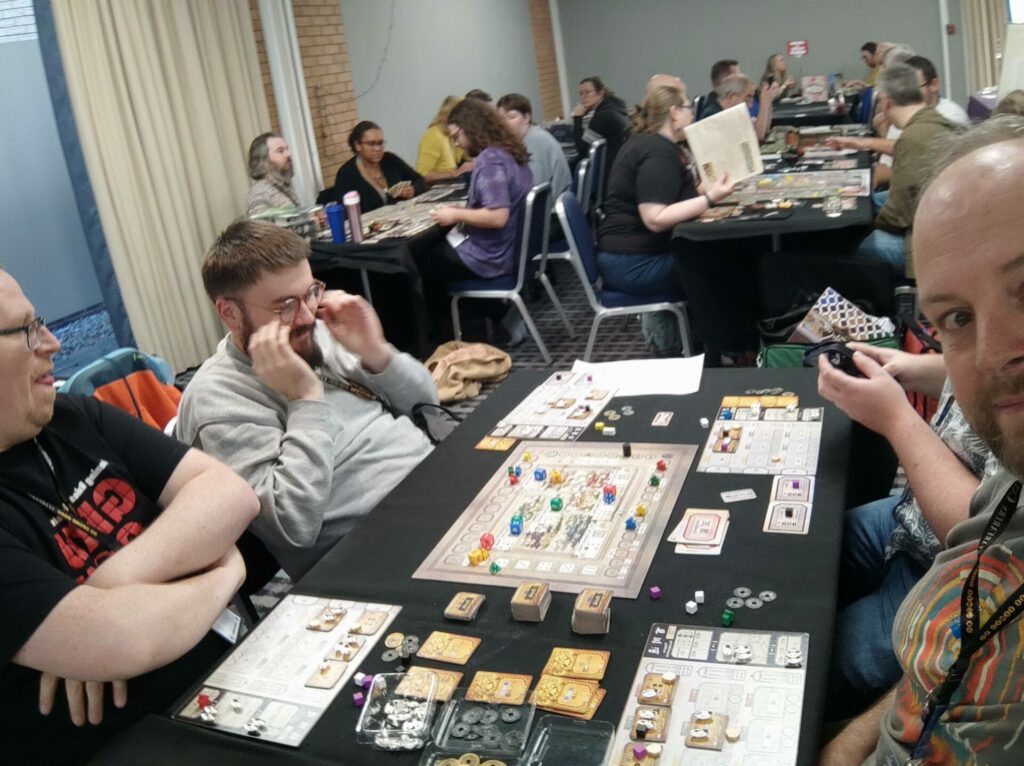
left=93, top=368, right=857, bottom=766
left=673, top=197, right=873, bottom=243
left=772, top=102, right=850, bottom=128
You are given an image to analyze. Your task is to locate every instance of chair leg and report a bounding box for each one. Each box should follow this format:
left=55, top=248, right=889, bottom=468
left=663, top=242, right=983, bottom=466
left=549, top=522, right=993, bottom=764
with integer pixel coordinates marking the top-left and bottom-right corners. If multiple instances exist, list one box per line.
left=539, top=273, right=575, bottom=338
left=511, top=295, right=551, bottom=365
left=584, top=314, right=605, bottom=362
left=668, top=304, right=694, bottom=357
left=450, top=295, right=463, bottom=340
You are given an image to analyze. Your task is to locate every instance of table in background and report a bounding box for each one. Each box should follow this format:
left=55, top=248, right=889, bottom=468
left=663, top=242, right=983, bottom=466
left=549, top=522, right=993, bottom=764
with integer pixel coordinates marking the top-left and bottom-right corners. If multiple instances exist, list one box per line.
left=93, top=368, right=872, bottom=766
left=772, top=101, right=850, bottom=128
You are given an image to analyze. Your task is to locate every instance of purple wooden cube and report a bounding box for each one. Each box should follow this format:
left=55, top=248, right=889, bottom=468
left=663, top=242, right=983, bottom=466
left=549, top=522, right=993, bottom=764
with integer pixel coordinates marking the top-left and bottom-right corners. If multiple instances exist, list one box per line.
left=633, top=744, right=647, bottom=759
left=360, top=674, right=374, bottom=689
left=352, top=691, right=365, bottom=707
left=649, top=585, right=662, bottom=600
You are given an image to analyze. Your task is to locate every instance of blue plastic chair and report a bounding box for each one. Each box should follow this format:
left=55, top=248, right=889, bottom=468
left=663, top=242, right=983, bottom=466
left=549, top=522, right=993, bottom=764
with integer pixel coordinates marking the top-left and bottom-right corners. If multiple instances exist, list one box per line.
left=555, top=192, right=693, bottom=361
left=586, top=138, right=607, bottom=214
left=858, top=86, right=874, bottom=123
left=449, top=183, right=563, bottom=363
left=60, top=348, right=174, bottom=396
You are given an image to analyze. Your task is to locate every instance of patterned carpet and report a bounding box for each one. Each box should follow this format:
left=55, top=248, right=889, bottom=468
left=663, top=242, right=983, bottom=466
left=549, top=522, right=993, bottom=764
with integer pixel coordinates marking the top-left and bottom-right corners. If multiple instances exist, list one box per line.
left=48, top=304, right=120, bottom=379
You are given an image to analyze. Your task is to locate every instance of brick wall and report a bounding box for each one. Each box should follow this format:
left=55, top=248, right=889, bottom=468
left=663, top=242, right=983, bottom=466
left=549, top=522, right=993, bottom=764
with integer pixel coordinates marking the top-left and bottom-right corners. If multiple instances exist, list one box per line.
left=527, top=0, right=562, bottom=121
left=249, top=0, right=359, bottom=189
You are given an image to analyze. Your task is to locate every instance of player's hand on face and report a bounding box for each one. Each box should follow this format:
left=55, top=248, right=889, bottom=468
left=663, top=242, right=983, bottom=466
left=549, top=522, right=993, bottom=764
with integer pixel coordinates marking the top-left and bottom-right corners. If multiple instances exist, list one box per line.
left=40, top=673, right=127, bottom=726
left=316, top=291, right=392, bottom=373
left=248, top=319, right=323, bottom=401
left=571, top=102, right=587, bottom=117
left=430, top=206, right=461, bottom=227
left=816, top=351, right=911, bottom=437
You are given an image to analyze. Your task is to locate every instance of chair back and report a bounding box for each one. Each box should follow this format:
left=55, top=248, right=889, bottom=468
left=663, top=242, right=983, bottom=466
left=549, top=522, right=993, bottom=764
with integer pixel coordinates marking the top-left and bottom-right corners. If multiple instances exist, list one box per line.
left=858, top=86, right=874, bottom=123
left=62, top=348, right=174, bottom=396
left=514, top=182, right=552, bottom=290
left=587, top=138, right=607, bottom=211
left=574, top=158, right=592, bottom=216
left=555, top=192, right=604, bottom=314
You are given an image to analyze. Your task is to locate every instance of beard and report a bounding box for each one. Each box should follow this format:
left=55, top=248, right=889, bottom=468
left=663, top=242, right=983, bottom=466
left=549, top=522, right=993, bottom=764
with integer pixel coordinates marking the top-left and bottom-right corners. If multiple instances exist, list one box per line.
left=961, top=370, right=1024, bottom=476
left=267, top=160, right=294, bottom=187
left=240, top=310, right=324, bottom=370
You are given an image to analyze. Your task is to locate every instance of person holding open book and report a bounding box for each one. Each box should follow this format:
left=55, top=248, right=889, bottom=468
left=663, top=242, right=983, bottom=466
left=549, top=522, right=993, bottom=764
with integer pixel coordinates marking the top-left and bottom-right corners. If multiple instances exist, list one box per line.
left=595, top=84, right=734, bottom=355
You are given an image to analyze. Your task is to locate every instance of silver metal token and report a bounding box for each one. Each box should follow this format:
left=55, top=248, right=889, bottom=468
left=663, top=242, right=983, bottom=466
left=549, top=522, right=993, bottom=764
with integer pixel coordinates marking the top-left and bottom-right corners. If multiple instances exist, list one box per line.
left=733, top=586, right=752, bottom=598
left=460, top=708, right=483, bottom=725
left=480, top=709, right=499, bottom=725
left=745, top=597, right=763, bottom=609
left=726, top=597, right=745, bottom=609
left=500, top=706, right=522, bottom=723
left=451, top=722, right=471, bottom=738
left=381, top=649, right=399, bottom=662
left=759, top=590, right=777, bottom=602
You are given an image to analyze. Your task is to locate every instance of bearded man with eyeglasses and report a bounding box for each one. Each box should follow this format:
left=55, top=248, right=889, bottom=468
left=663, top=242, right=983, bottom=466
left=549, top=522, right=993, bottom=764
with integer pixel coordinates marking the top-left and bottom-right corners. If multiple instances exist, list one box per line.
left=176, top=220, right=437, bottom=579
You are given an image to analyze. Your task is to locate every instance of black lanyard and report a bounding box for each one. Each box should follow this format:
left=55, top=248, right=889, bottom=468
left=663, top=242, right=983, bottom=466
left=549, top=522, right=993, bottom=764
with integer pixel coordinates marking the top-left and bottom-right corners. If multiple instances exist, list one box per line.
left=909, top=480, right=1024, bottom=761
left=316, top=370, right=378, bottom=402
left=0, top=439, right=107, bottom=542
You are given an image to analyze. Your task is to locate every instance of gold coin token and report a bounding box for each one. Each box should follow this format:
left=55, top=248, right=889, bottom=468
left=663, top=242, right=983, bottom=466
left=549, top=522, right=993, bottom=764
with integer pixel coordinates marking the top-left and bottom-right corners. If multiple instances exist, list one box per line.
left=384, top=632, right=405, bottom=649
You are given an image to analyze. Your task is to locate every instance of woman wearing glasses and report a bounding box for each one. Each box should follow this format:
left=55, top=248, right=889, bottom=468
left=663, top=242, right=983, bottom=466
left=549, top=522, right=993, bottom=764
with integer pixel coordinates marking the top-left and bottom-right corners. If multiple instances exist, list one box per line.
left=333, top=121, right=427, bottom=213
left=596, top=85, right=734, bottom=356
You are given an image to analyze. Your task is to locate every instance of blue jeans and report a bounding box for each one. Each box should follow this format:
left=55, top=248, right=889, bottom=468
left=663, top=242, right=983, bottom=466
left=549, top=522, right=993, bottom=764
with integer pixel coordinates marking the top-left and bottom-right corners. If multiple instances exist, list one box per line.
left=871, top=189, right=889, bottom=214
left=856, top=229, right=906, bottom=277
left=595, top=251, right=680, bottom=295
left=827, top=495, right=927, bottom=721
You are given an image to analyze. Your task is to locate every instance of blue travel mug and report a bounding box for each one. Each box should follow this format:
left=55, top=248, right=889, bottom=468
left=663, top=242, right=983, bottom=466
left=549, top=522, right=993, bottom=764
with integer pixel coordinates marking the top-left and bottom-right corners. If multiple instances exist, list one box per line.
left=324, top=202, right=346, bottom=243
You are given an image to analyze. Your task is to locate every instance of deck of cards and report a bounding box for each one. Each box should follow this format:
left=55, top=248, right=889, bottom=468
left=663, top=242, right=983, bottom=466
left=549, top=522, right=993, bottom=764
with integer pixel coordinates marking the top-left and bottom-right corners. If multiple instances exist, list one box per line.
left=668, top=508, right=730, bottom=555
left=571, top=588, right=613, bottom=634
left=511, top=581, right=551, bottom=622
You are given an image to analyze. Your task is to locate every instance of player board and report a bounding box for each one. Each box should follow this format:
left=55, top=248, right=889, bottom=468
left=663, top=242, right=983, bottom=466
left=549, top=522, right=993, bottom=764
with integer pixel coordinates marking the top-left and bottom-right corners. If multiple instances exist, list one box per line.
left=174, top=594, right=400, bottom=746
left=612, top=623, right=809, bottom=766
left=487, top=370, right=617, bottom=441
left=726, top=167, right=870, bottom=202
left=414, top=440, right=697, bottom=598
left=696, top=395, right=823, bottom=476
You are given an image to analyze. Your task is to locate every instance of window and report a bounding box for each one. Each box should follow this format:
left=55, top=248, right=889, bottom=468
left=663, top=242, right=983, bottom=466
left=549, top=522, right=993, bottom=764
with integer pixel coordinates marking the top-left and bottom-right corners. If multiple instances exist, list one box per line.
left=1011, top=0, right=1024, bottom=24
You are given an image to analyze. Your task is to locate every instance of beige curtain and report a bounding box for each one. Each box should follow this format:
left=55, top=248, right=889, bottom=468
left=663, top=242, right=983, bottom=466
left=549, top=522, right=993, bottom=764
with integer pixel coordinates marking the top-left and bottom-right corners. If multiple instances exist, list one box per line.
left=964, top=0, right=1009, bottom=91
left=51, top=0, right=270, bottom=371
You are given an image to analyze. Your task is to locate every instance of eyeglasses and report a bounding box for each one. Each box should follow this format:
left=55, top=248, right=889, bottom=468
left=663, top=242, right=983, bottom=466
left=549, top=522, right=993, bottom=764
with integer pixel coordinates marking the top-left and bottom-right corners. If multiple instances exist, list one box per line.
left=449, top=127, right=463, bottom=142
left=0, top=316, right=47, bottom=351
left=360, top=140, right=386, bottom=148
left=234, top=281, right=326, bottom=325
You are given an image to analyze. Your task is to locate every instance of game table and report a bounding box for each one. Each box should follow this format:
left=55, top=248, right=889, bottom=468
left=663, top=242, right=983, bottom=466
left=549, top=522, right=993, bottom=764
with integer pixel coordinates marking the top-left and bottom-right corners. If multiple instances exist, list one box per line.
left=93, top=368, right=881, bottom=766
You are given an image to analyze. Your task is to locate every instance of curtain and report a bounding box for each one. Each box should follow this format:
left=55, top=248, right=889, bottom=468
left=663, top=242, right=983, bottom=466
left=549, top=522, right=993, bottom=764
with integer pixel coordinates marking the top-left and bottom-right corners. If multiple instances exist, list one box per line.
left=50, top=0, right=270, bottom=371
left=964, top=0, right=1008, bottom=92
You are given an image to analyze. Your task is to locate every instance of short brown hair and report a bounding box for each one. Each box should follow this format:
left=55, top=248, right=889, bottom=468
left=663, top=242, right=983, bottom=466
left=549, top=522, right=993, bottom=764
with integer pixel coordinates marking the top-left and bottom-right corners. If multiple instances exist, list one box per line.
left=202, top=220, right=310, bottom=300
left=496, top=93, right=533, bottom=120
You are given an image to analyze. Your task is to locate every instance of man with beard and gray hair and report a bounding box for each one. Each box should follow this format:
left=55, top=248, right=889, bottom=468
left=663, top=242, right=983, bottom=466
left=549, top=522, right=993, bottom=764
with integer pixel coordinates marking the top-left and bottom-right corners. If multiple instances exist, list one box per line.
left=175, top=220, right=436, bottom=578
left=245, top=132, right=301, bottom=215
left=819, top=116, right=1024, bottom=765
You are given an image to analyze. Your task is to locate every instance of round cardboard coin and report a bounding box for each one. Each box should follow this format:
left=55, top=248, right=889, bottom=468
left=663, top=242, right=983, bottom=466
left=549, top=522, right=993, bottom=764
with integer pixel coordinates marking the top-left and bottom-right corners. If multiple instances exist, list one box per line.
left=384, top=632, right=405, bottom=649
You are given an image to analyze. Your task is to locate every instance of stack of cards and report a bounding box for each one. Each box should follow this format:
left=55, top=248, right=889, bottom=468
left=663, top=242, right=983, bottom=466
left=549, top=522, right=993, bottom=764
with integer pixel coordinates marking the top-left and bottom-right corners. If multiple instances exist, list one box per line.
left=667, top=508, right=730, bottom=555
left=465, top=670, right=533, bottom=705
left=511, top=581, right=551, bottom=622
left=571, top=588, right=613, bottom=634
left=415, top=631, right=481, bottom=666
left=530, top=647, right=609, bottom=720
left=444, top=592, right=485, bottom=622
left=397, top=667, right=463, bottom=703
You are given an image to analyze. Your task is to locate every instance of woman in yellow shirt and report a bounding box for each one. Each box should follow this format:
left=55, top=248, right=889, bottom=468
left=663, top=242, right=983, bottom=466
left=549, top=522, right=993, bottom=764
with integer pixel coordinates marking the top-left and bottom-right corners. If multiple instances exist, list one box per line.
left=416, top=95, right=473, bottom=185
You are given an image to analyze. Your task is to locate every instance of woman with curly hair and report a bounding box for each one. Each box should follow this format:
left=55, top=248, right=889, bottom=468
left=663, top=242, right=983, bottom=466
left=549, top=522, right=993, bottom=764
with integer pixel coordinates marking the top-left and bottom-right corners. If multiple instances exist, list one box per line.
left=429, top=98, right=533, bottom=281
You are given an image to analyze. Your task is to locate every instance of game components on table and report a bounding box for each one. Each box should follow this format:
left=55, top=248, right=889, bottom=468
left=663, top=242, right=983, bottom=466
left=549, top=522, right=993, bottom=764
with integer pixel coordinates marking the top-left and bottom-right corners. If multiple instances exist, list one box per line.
left=572, top=588, right=613, bottom=635
left=511, top=581, right=551, bottom=622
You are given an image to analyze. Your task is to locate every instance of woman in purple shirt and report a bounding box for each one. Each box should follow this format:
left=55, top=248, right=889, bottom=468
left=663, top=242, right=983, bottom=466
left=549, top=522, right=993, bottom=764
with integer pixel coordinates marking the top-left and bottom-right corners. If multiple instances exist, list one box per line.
left=429, top=98, right=533, bottom=282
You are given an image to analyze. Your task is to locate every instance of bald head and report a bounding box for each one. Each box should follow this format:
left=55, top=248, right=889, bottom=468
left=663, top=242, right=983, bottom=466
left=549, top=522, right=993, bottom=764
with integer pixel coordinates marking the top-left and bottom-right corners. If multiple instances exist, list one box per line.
left=646, top=74, right=685, bottom=98
left=914, top=123, right=1024, bottom=473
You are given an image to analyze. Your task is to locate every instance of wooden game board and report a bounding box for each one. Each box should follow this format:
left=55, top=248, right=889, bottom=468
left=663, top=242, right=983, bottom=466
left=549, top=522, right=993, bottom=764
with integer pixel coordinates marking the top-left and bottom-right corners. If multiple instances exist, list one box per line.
left=413, top=440, right=697, bottom=598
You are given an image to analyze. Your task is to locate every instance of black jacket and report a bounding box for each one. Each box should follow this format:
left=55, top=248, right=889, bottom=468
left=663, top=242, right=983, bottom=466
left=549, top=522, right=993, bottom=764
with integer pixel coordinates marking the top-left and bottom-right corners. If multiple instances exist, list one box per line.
left=573, top=95, right=632, bottom=193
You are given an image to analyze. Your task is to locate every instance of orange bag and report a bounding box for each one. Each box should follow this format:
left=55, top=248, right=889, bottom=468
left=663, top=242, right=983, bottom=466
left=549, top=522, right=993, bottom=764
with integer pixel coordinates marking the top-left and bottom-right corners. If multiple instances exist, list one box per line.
left=93, top=369, right=181, bottom=431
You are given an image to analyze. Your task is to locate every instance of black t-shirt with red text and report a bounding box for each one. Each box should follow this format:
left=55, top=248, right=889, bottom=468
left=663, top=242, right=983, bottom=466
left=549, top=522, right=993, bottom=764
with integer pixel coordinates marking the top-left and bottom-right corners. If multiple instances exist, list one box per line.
left=0, top=395, right=225, bottom=763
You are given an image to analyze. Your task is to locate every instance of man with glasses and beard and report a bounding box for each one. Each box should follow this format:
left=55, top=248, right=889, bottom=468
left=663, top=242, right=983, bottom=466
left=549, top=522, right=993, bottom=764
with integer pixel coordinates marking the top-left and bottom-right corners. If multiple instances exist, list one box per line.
left=245, top=132, right=301, bottom=215
left=176, top=220, right=437, bottom=579
left=819, top=118, right=1024, bottom=765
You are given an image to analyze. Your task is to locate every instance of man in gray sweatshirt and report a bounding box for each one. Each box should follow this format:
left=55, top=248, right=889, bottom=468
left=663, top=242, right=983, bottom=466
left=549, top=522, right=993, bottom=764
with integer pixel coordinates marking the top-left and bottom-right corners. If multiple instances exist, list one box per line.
left=176, top=220, right=436, bottom=579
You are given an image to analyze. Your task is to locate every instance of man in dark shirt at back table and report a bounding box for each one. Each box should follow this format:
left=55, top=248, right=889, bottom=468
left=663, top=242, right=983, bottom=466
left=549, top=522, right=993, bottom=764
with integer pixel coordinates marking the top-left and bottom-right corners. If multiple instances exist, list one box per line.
left=0, top=268, right=259, bottom=763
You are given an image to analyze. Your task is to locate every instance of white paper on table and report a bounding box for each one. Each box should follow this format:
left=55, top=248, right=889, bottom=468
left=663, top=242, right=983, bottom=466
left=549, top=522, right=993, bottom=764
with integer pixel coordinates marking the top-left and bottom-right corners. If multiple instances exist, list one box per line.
left=684, top=104, right=763, bottom=189
left=570, top=355, right=704, bottom=397
left=802, top=148, right=857, bottom=158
